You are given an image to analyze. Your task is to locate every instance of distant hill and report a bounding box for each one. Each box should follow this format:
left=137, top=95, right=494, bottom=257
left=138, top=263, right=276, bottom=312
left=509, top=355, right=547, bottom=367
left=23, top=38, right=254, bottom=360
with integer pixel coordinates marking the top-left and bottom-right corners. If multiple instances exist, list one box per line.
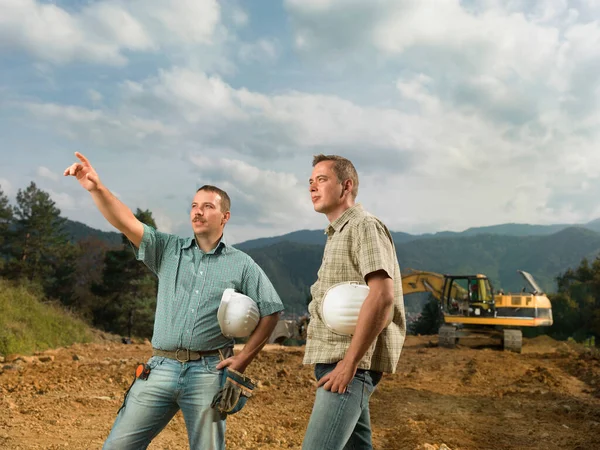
left=236, top=228, right=417, bottom=251
left=585, top=218, right=600, bottom=233
left=458, top=223, right=576, bottom=237
left=62, top=217, right=600, bottom=316
left=235, top=230, right=327, bottom=251
left=396, top=227, right=600, bottom=292
left=241, top=227, right=600, bottom=315
left=236, top=220, right=600, bottom=250
left=64, top=219, right=121, bottom=246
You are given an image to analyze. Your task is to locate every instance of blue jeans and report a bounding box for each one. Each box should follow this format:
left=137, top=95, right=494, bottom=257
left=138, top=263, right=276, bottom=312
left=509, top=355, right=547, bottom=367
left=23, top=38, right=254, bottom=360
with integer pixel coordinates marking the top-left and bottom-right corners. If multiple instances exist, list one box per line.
left=103, top=355, right=225, bottom=450
left=302, top=363, right=382, bottom=450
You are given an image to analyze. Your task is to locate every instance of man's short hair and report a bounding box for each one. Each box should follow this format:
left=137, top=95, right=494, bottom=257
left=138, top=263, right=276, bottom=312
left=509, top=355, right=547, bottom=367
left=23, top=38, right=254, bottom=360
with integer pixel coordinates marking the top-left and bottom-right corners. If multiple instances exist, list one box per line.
left=197, top=185, right=231, bottom=213
left=312, top=154, right=359, bottom=198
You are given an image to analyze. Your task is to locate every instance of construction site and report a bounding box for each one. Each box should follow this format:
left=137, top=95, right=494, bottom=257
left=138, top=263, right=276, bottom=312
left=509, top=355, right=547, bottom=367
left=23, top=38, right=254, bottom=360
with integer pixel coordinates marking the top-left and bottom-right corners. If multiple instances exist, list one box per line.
left=0, top=333, right=598, bottom=449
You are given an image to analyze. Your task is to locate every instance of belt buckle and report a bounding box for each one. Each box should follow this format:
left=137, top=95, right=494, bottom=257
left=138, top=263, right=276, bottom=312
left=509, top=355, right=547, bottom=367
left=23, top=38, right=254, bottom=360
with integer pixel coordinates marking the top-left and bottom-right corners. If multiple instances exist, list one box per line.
left=176, top=348, right=190, bottom=362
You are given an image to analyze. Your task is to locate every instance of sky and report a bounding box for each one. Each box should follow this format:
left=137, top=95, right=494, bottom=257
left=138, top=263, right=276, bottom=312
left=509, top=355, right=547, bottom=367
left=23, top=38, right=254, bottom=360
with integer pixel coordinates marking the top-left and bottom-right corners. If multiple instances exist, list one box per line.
left=1, top=0, right=600, bottom=244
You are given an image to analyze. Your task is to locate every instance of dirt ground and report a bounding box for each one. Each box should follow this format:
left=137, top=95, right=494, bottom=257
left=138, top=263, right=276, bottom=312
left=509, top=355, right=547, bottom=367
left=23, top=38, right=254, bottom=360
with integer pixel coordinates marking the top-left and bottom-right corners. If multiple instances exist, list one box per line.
left=1, top=335, right=599, bottom=450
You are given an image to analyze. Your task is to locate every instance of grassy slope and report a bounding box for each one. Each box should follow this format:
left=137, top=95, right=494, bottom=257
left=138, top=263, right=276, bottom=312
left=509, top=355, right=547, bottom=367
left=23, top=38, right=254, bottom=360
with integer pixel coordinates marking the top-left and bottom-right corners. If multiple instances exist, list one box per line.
left=0, top=279, right=93, bottom=356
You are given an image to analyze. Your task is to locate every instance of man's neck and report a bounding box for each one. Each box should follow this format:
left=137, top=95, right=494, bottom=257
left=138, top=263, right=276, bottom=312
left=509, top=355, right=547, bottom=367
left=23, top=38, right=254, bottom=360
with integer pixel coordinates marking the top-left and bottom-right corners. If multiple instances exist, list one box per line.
left=194, top=233, right=223, bottom=253
left=326, top=200, right=355, bottom=223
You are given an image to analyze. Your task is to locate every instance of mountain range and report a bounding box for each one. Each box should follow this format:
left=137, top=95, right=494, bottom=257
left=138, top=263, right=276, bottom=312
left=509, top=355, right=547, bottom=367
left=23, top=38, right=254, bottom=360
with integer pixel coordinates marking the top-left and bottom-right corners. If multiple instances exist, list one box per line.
left=66, top=218, right=600, bottom=315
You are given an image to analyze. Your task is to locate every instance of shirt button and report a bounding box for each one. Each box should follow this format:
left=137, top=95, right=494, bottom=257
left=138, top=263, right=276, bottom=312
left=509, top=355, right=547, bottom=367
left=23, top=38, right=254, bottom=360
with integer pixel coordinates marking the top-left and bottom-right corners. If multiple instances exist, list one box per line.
left=200, top=271, right=203, bottom=275
left=195, top=290, right=199, bottom=294
left=191, top=309, right=194, bottom=313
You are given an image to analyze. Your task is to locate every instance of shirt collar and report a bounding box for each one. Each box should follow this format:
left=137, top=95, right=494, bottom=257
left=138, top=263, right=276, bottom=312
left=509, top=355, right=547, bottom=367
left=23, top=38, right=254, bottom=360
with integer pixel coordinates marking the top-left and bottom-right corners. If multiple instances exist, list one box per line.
left=325, top=203, right=363, bottom=236
left=182, top=235, right=228, bottom=254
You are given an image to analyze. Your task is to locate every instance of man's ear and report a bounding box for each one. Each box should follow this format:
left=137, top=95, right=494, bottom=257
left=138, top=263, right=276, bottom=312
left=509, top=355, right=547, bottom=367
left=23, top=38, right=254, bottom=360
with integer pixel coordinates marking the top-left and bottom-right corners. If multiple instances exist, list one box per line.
left=222, top=211, right=231, bottom=225
left=344, top=179, right=353, bottom=194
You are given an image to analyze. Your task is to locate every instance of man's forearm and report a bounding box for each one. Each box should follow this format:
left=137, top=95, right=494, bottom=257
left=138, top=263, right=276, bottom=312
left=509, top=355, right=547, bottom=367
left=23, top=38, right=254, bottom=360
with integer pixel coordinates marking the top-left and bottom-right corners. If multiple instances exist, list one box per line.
left=344, top=289, right=394, bottom=366
left=234, top=313, right=280, bottom=372
left=90, top=185, right=143, bottom=247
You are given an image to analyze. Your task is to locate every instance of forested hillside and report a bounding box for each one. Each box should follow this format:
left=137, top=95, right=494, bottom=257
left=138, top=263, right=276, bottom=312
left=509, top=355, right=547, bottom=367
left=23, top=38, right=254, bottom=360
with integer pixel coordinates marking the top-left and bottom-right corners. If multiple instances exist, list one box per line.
left=242, top=227, right=600, bottom=315
left=1, top=181, right=600, bottom=342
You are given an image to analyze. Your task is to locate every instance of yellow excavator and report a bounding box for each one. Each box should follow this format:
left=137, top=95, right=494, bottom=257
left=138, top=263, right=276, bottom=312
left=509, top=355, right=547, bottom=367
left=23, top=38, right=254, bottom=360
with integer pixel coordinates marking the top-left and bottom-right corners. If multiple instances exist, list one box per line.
left=402, top=269, right=553, bottom=352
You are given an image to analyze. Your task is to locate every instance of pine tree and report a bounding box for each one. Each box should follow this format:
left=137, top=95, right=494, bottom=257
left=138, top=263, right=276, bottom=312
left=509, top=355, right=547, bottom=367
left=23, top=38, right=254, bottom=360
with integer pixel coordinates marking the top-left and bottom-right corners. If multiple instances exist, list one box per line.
left=0, top=185, right=13, bottom=262
left=409, top=295, right=443, bottom=335
left=92, top=209, right=158, bottom=338
left=2, top=182, right=79, bottom=303
left=551, top=256, right=600, bottom=342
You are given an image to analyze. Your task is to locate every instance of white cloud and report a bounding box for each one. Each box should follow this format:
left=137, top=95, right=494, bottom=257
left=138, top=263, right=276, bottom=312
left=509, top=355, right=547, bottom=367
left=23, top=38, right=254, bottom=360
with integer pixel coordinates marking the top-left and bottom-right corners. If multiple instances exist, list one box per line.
left=231, top=8, right=249, bottom=27
left=47, top=189, right=76, bottom=211
left=0, top=0, right=221, bottom=65
left=5, top=1, right=600, bottom=241
left=23, top=102, right=178, bottom=150
left=188, top=154, right=314, bottom=229
left=151, top=210, right=178, bottom=234
left=0, top=178, right=13, bottom=196
left=88, top=89, right=103, bottom=105
left=36, top=166, right=58, bottom=182
left=17, top=53, right=600, bottom=232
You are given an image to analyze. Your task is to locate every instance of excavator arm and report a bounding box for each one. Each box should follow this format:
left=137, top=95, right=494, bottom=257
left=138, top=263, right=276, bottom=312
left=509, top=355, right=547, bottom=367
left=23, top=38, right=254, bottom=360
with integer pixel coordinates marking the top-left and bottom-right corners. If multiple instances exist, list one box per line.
left=402, top=270, right=467, bottom=301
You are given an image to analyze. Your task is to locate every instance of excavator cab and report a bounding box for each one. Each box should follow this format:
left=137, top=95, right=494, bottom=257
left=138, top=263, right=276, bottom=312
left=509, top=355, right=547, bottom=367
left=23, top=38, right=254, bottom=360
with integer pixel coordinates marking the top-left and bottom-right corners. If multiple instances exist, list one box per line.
left=442, top=275, right=495, bottom=318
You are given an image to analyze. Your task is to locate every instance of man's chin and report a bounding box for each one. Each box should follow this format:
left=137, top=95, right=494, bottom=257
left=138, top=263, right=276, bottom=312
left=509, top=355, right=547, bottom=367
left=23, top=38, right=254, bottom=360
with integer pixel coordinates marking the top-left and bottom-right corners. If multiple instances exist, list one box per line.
left=192, top=224, right=208, bottom=233
left=313, top=204, right=326, bottom=214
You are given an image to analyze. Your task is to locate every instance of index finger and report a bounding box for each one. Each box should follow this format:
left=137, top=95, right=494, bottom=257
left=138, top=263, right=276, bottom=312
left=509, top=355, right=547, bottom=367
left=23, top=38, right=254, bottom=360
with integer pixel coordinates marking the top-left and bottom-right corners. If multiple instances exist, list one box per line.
left=216, top=357, right=233, bottom=370
left=75, top=152, right=91, bottom=166
left=317, top=373, right=331, bottom=387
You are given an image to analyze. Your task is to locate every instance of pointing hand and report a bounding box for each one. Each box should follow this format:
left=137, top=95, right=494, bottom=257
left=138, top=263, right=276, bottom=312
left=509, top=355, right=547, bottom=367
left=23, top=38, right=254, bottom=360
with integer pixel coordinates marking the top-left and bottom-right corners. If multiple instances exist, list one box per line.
left=63, top=152, right=101, bottom=192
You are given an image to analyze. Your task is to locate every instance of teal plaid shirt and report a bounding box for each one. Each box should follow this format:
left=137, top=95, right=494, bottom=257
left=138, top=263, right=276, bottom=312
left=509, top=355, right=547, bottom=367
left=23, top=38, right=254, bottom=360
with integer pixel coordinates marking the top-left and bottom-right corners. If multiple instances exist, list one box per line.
left=134, top=224, right=284, bottom=351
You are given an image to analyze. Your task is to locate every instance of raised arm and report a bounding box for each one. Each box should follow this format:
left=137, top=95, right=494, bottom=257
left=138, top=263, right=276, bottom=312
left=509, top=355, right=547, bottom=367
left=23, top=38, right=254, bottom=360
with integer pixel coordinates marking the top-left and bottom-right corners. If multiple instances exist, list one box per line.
left=64, top=152, right=144, bottom=247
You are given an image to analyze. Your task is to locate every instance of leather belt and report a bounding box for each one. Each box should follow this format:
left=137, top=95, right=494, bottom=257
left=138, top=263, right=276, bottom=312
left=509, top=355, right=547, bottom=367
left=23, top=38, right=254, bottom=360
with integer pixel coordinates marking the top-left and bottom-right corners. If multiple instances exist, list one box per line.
left=153, top=348, right=221, bottom=362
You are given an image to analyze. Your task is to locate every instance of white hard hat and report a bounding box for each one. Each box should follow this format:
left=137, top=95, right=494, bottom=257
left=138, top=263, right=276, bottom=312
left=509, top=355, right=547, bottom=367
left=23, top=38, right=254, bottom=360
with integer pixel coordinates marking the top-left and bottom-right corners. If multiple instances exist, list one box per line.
left=320, top=282, right=393, bottom=336
left=218, top=289, right=260, bottom=338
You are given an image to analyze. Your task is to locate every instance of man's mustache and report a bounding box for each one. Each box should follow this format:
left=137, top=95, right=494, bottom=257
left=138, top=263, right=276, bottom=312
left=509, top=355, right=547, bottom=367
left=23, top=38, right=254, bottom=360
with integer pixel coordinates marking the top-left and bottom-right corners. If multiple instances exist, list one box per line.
left=193, top=216, right=207, bottom=223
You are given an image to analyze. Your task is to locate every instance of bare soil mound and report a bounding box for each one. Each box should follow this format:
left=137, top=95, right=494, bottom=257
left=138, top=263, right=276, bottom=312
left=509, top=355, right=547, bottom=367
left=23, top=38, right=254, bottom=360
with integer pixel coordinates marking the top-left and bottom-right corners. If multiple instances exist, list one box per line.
left=1, top=335, right=599, bottom=449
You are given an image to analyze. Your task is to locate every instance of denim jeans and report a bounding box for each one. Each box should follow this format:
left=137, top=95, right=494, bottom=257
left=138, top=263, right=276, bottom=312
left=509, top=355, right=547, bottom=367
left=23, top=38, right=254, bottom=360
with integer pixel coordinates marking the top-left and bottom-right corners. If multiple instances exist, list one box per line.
left=302, top=363, right=382, bottom=450
left=103, top=355, right=225, bottom=450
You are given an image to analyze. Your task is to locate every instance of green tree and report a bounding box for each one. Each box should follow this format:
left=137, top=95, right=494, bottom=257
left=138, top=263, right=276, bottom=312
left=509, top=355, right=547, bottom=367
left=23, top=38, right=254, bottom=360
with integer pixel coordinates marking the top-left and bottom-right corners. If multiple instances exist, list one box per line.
left=2, top=182, right=79, bottom=304
left=0, top=186, right=13, bottom=264
left=92, top=209, right=158, bottom=338
left=70, top=236, right=113, bottom=321
left=551, top=256, right=600, bottom=342
left=409, top=295, right=443, bottom=335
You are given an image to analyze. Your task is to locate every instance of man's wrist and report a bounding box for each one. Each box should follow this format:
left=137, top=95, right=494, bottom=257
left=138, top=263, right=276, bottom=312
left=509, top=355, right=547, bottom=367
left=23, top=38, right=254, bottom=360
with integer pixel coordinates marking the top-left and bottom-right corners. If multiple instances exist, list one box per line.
left=342, top=352, right=361, bottom=367
left=231, top=353, right=252, bottom=372
left=89, top=183, right=105, bottom=194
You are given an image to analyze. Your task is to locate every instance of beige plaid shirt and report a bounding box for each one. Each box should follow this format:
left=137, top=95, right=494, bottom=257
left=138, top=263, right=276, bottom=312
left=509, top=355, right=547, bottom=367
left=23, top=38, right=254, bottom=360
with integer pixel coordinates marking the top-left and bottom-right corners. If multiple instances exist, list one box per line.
left=303, top=204, right=406, bottom=373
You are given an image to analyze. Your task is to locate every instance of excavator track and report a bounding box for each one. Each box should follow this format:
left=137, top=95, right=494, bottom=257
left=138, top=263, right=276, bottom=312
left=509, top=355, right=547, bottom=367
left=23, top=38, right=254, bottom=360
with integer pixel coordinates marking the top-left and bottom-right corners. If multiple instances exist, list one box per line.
left=502, top=329, right=522, bottom=353
left=438, top=325, right=458, bottom=348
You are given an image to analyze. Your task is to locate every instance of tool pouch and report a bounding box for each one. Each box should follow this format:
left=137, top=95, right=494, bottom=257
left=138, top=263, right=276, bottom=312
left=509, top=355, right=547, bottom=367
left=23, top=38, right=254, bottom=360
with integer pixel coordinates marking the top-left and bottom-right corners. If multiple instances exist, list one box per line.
left=117, top=363, right=152, bottom=414
left=210, top=368, right=256, bottom=415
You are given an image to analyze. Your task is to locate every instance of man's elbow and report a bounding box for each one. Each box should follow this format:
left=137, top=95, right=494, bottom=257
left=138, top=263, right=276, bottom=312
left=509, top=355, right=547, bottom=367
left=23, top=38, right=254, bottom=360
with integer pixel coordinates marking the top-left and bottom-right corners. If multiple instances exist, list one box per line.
left=370, top=288, right=393, bottom=313
left=259, top=312, right=281, bottom=332
left=379, top=291, right=394, bottom=310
